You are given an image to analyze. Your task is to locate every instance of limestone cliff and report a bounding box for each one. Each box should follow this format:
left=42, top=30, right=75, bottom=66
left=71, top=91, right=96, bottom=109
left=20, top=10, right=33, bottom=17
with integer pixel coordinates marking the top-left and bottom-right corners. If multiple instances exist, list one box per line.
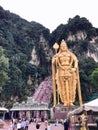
left=67, top=31, right=98, bottom=62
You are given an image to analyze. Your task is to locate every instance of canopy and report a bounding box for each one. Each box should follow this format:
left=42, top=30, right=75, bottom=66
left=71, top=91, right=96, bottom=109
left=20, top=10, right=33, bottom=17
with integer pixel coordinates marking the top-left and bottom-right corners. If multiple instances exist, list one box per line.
left=10, top=98, right=50, bottom=111
left=69, top=98, right=98, bottom=115
left=0, top=107, right=8, bottom=112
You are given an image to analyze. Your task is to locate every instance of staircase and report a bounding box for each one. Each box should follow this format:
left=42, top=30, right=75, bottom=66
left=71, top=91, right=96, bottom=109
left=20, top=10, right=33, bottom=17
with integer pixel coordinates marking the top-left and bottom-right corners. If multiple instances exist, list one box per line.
left=32, top=76, right=52, bottom=104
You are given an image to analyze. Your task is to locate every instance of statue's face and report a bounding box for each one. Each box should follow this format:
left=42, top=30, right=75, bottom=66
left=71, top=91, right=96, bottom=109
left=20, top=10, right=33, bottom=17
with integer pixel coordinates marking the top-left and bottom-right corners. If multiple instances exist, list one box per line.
left=60, top=43, right=68, bottom=51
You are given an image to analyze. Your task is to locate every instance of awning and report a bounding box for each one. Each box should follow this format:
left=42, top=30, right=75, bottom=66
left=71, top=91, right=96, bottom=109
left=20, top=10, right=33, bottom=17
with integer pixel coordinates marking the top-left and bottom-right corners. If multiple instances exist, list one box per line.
left=68, top=98, right=98, bottom=115
left=10, top=107, right=50, bottom=111
left=0, top=107, right=8, bottom=112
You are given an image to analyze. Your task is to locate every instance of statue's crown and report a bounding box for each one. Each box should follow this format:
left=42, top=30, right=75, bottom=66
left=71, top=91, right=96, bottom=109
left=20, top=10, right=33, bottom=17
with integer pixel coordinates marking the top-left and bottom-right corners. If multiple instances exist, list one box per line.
left=60, top=39, right=67, bottom=47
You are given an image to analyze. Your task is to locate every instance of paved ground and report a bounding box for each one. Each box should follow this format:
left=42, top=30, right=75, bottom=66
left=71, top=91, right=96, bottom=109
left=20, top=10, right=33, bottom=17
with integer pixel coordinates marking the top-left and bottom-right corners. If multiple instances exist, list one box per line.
left=1, top=121, right=64, bottom=130
left=1, top=121, right=97, bottom=130
left=0, top=120, right=11, bottom=130
left=29, top=122, right=64, bottom=130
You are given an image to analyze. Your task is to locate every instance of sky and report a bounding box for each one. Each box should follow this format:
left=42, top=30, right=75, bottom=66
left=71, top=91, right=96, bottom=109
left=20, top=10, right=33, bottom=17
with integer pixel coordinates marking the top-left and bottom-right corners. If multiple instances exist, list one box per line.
left=0, top=0, right=98, bottom=32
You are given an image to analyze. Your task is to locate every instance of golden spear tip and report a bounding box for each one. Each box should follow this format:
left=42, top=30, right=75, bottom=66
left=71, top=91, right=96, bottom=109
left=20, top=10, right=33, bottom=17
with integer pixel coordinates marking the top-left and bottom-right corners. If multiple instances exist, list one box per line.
left=53, top=42, right=59, bottom=50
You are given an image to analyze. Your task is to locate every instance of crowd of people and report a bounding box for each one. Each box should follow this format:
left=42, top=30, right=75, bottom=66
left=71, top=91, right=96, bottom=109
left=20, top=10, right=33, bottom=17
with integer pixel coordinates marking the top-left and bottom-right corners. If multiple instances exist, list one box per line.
left=9, top=117, right=65, bottom=130
left=9, top=117, right=53, bottom=130
left=5, top=115, right=98, bottom=130
left=11, top=118, right=29, bottom=130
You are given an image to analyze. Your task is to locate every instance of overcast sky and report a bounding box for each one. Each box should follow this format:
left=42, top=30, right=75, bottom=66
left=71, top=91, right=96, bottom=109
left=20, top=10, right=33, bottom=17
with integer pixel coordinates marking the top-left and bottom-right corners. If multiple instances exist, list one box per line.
left=0, top=0, right=98, bottom=32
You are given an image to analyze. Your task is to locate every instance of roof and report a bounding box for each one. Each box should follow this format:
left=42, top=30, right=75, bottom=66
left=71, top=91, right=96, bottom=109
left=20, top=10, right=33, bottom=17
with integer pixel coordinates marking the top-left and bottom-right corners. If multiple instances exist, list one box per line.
left=84, top=98, right=98, bottom=107
left=69, top=98, right=98, bottom=115
left=10, top=97, right=50, bottom=111
left=10, top=107, right=50, bottom=111
left=0, top=107, right=8, bottom=112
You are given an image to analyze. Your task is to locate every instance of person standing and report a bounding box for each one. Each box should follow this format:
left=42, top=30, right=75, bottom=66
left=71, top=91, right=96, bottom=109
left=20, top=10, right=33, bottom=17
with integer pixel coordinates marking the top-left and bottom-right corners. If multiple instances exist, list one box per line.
left=96, top=119, right=98, bottom=129
left=36, top=123, right=41, bottom=129
left=44, top=119, right=48, bottom=130
left=17, top=120, right=22, bottom=130
left=11, top=118, right=17, bottom=130
left=25, top=118, right=29, bottom=130
left=47, top=122, right=51, bottom=130
left=54, top=119, right=58, bottom=126
left=21, top=118, right=26, bottom=130
left=64, top=119, right=70, bottom=130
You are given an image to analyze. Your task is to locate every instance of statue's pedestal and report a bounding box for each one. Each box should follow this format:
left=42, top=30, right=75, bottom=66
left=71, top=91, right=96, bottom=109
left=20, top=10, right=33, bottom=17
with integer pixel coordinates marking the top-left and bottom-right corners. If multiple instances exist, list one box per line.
left=53, top=104, right=78, bottom=119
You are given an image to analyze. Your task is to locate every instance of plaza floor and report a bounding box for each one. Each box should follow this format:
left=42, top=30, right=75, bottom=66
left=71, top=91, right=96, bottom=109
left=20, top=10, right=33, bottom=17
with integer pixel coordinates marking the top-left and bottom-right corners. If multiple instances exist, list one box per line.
left=1, top=120, right=64, bottom=130
left=29, top=122, right=64, bottom=130
left=1, top=120, right=98, bottom=130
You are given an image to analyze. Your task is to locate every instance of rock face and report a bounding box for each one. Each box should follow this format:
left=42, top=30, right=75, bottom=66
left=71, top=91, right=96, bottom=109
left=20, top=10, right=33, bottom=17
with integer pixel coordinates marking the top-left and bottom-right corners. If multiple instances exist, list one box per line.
left=67, top=31, right=98, bottom=62
left=67, top=31, right=87, bottom=41
left=87, top=44, right=98, bottom=62
left=29, top=47, right=40, bottom=66
left=32, top=76, right=52, bottom=104
left=39, top=35, right=53, bottom=62
left=29, top=35, right=53, bottom=66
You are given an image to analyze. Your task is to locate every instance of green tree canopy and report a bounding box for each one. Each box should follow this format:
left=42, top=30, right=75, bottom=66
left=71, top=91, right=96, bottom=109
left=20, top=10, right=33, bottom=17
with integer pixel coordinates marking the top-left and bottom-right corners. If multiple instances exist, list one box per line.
left=0, top=46, right=9, bottom=93
left=90, top=68, right=98, bottom=88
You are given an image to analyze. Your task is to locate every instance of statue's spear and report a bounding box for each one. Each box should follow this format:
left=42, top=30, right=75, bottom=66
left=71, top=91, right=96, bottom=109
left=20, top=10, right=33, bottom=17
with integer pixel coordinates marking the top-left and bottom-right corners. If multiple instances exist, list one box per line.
left=52, top=42, right=59, bottom=106
left=77, top=66, right=83, bottom=106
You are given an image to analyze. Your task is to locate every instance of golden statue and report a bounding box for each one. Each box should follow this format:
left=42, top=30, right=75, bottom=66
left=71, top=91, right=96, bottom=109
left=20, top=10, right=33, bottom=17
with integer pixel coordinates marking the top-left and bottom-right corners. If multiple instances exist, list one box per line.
left=80, top=113, right=88, bottom=130
left=52, top=39, right=82, bottom=106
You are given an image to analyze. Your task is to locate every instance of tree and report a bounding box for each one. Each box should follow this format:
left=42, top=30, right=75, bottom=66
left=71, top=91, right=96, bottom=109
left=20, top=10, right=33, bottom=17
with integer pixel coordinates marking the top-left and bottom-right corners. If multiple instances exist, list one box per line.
left=0, top=46, right=9, bottom=93
left=79, top=58, right=98, bottom=101
left=90, top=68, right=98, bottom=88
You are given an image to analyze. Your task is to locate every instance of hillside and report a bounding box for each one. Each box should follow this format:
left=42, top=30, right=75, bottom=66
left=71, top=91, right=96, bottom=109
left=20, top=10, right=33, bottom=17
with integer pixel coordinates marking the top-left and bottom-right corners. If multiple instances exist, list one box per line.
left=0, top=7, right=98, bottom=107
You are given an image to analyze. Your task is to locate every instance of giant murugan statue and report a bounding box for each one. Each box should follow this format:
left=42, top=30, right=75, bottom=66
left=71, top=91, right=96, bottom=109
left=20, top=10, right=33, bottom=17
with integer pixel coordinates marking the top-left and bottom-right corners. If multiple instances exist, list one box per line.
left=52, top=39, right=82, bottom=107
